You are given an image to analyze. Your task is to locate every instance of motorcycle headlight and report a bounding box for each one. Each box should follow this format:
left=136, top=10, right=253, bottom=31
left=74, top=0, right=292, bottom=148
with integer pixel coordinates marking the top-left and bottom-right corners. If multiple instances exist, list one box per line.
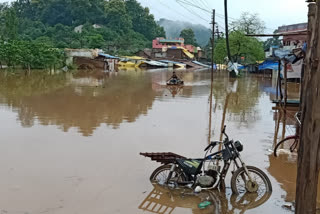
left=235, top=140, right=243, bottom=152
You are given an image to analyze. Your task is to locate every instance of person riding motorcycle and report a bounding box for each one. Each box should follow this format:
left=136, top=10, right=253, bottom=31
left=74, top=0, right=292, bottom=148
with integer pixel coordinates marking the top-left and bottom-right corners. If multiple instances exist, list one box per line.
left=168, top=71, right=182, bottom=85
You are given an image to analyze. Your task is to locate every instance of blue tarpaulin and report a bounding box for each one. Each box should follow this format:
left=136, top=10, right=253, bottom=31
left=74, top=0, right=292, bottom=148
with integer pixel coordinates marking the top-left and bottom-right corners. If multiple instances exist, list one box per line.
left=258, top=60, right=279, bottom=71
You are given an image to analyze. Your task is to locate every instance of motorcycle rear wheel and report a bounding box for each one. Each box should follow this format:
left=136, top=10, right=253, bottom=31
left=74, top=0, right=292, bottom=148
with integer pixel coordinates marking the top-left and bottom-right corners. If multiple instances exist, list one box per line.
left=150, top=164, right=187, bottom=185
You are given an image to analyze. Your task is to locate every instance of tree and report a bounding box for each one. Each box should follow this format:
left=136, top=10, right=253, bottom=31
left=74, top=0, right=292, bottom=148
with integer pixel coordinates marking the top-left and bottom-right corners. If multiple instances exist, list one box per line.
left=70, top=0, right=106, bottom=25
left=214, top=31, right=265, bottom=64
left=40, top=0, right=73, bottom=26
left=0, top=0, right=165, bottom=61
left=180, top=28, right=198, bottom=46
left=263, top=34, right=282, bottom=50
left=230, top=12, right=265, bottom=34
left=104, top=0, right=132, bottom=34
left=158, top=18, right=211, bottom=47
left=3, top=7, right=19, bottom=40
left=12, top=0, right=36, bottom=20
left=125, top=0, right=165, bottom=40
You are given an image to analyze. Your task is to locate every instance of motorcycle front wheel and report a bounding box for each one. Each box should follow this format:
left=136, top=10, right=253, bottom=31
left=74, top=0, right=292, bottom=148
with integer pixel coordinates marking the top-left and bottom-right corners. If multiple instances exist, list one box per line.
left=231, top=166, right=272, bottom=195
left=149, top=164, right=187, bottom=185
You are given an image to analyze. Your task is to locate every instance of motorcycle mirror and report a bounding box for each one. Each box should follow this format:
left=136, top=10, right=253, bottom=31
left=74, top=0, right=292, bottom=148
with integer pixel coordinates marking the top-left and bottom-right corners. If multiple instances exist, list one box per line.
left=222, top=125, right=226, bottom=133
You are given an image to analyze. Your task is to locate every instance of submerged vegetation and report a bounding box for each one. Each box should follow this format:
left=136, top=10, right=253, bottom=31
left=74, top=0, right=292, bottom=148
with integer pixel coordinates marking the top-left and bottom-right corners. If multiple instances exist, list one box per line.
left=0, top=0, right=165, bottom=69
left=0, top=40, right=64, bottom=69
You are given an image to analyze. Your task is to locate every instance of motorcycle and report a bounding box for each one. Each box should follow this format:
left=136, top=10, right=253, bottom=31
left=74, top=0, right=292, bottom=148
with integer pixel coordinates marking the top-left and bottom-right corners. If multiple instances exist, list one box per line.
left=140, top=125, right=272, bottom=195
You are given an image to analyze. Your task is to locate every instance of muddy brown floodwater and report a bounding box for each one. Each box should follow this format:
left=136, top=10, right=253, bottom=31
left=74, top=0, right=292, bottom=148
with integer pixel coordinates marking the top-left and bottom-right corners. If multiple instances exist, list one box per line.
left=0, top=69, right=318, bottom=214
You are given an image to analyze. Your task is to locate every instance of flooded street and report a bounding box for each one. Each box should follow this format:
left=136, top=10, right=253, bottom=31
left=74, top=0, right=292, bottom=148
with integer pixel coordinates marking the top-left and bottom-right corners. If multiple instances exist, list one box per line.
left=0, top=69, right=313, bottom=213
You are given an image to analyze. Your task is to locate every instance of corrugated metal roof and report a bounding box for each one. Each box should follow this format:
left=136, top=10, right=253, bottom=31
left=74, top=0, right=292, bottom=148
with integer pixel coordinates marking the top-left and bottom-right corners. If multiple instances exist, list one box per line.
left=124, top=56, right=145, bottom=60
left=98, top=53, right=119, bottom=59
left=143, top=60, right=168, bottom=67
left=192, top=61, right=210, bottom=68
left=159, top=39, right=183, bottom=43
left=158, top=60, right=185, bottom=65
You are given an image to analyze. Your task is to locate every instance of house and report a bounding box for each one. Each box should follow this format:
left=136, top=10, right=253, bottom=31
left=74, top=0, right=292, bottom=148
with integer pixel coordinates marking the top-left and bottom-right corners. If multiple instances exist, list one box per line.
left=152, top=37, right=185, bottom=49
left=65, top=49, right=119, bottom=71
left=65, top=49, right=100, bottom=67
left=97, top=53, right=119, bottom=71
left=135, top=48, right=152, bottom=59
left=151, top=37, right=196, bottom=60
left=276, top=23, right=307, bottom=49
left=260, top=23, right=307, bottom=78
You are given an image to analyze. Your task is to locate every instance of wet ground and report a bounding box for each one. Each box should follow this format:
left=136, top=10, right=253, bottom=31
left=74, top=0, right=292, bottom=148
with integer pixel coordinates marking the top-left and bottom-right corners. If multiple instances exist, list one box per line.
left=0, top=68, right=314, bottom=213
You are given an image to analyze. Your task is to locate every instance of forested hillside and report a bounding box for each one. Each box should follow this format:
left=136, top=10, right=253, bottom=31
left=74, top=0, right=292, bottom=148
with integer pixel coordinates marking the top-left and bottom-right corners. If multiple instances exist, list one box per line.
left=0, top=0, right=165, bottom=55
left=158, top=18, right=211, bottom=47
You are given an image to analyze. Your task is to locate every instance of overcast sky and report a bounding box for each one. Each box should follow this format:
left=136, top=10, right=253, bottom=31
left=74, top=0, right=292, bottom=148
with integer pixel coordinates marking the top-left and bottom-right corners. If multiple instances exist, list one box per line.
left=138, top=0, right=308, bottom=33
left=0, top=0, right=308, bottom=33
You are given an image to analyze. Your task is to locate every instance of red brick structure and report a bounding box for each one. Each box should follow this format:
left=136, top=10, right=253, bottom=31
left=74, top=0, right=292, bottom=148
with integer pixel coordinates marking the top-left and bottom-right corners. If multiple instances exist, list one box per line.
left=277, top=23, right=307, bottom=47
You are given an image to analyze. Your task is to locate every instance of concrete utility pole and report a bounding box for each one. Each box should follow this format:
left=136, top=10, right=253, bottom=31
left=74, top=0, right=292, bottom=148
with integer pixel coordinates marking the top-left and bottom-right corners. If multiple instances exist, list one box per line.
left=211, top=9, right=216, bottom=81
left=295, top=2, right=320, bottom=214
left=208, top=9, right=215, bottom=144
left=224, top=0, right=231, bottom=63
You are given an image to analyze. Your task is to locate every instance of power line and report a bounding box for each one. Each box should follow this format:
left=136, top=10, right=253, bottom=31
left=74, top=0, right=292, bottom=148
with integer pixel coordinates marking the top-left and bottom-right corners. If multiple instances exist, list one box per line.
left=176, top=0, right=238, bottom=23
left=176, top=0, right=210, bottom=22
left=193, top=0, right=208, bottom=10
left=199, top=0, right=210, bottom=9
left=157, top=0, right=191, bottom=21
left=157, top=0, right=275, bottom=36
left=177, top=0, right=211, bottom=13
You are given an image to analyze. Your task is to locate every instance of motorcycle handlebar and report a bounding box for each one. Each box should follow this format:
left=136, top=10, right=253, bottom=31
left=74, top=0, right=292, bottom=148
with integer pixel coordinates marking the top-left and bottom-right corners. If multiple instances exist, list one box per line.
left=204, top=144, right=211, bottom=151
left=222, top=125, right=226, bottom=133
left=204, top=141, right=220, bottom=151
left=204, top=126, right=229, bottom=152
left=222, top=125, right=229, bottom=140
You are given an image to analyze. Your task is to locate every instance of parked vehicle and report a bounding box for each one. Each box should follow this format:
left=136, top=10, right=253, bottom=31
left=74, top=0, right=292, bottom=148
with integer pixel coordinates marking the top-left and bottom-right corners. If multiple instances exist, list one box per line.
left=274, top=112, right=301, bottom=157
left=140, top=126, right=272, bottom=196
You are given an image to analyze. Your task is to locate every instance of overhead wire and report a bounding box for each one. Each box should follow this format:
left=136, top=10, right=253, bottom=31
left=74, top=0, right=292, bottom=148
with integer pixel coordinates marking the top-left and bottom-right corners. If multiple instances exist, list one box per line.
left=157, top=0, right=192, bottom=20
left=199, top=0, right=210, bottom=9
left=177, top=0, right=211, bottom=13
left=176, top=0, right=236, bottom=26
left=176, top=0, right=211, bottom=22
left=158, top=0, right=273, bottom=35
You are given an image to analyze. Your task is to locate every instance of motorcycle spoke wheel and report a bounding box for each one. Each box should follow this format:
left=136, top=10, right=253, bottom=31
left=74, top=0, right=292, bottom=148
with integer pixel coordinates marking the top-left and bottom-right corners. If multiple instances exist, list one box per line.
left=231, top=166, right=272, bottom=207
left=150, top=165, right=186, bottom=186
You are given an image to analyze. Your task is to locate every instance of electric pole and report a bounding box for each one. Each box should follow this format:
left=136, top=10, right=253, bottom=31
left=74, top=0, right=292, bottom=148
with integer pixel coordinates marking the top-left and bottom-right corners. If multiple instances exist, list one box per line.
left=215, top=25, right=222, bottom=39
left=224, top=0, right=231, bottom=63
left=211, top=9, right=215, bottom=81
left=208, top=9, right=215, bottom=144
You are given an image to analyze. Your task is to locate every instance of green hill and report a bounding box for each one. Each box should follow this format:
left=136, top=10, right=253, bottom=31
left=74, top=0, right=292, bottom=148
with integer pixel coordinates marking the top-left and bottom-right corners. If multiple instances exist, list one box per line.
left=158, top=18, right=211, bottom=47
left=0, top=0, right=165, bottom=55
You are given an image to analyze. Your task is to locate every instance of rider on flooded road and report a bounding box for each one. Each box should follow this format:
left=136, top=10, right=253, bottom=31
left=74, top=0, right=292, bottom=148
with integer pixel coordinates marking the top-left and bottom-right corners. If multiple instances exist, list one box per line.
left=168, top=71, right=183, bottom=85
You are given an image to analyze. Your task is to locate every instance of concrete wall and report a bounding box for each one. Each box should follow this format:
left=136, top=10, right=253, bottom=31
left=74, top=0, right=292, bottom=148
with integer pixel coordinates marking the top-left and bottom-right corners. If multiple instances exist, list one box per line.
left=65, top=49, right=100, bottom=66
left=167, top=49, right=183, bottom=59
left=74, top=57, right=105, bottom=69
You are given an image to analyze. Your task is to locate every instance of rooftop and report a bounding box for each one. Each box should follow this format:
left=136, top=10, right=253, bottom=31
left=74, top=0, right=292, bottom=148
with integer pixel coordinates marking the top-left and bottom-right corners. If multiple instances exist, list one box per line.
left=159, top=39, right=183, bottom=43
left=277, top=23, right=308, bottom=33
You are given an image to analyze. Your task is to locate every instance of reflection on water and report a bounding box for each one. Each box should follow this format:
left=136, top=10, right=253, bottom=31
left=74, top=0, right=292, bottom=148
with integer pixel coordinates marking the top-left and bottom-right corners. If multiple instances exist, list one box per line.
left=268, top=108, right=320, bottom=208
left=0, top=70, right=273, bottom=136
left=0, top=69, right=306, bottom=213
left=139, top=185, right=271, bottom=214
left=0, top=70, right=159, bottom=135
